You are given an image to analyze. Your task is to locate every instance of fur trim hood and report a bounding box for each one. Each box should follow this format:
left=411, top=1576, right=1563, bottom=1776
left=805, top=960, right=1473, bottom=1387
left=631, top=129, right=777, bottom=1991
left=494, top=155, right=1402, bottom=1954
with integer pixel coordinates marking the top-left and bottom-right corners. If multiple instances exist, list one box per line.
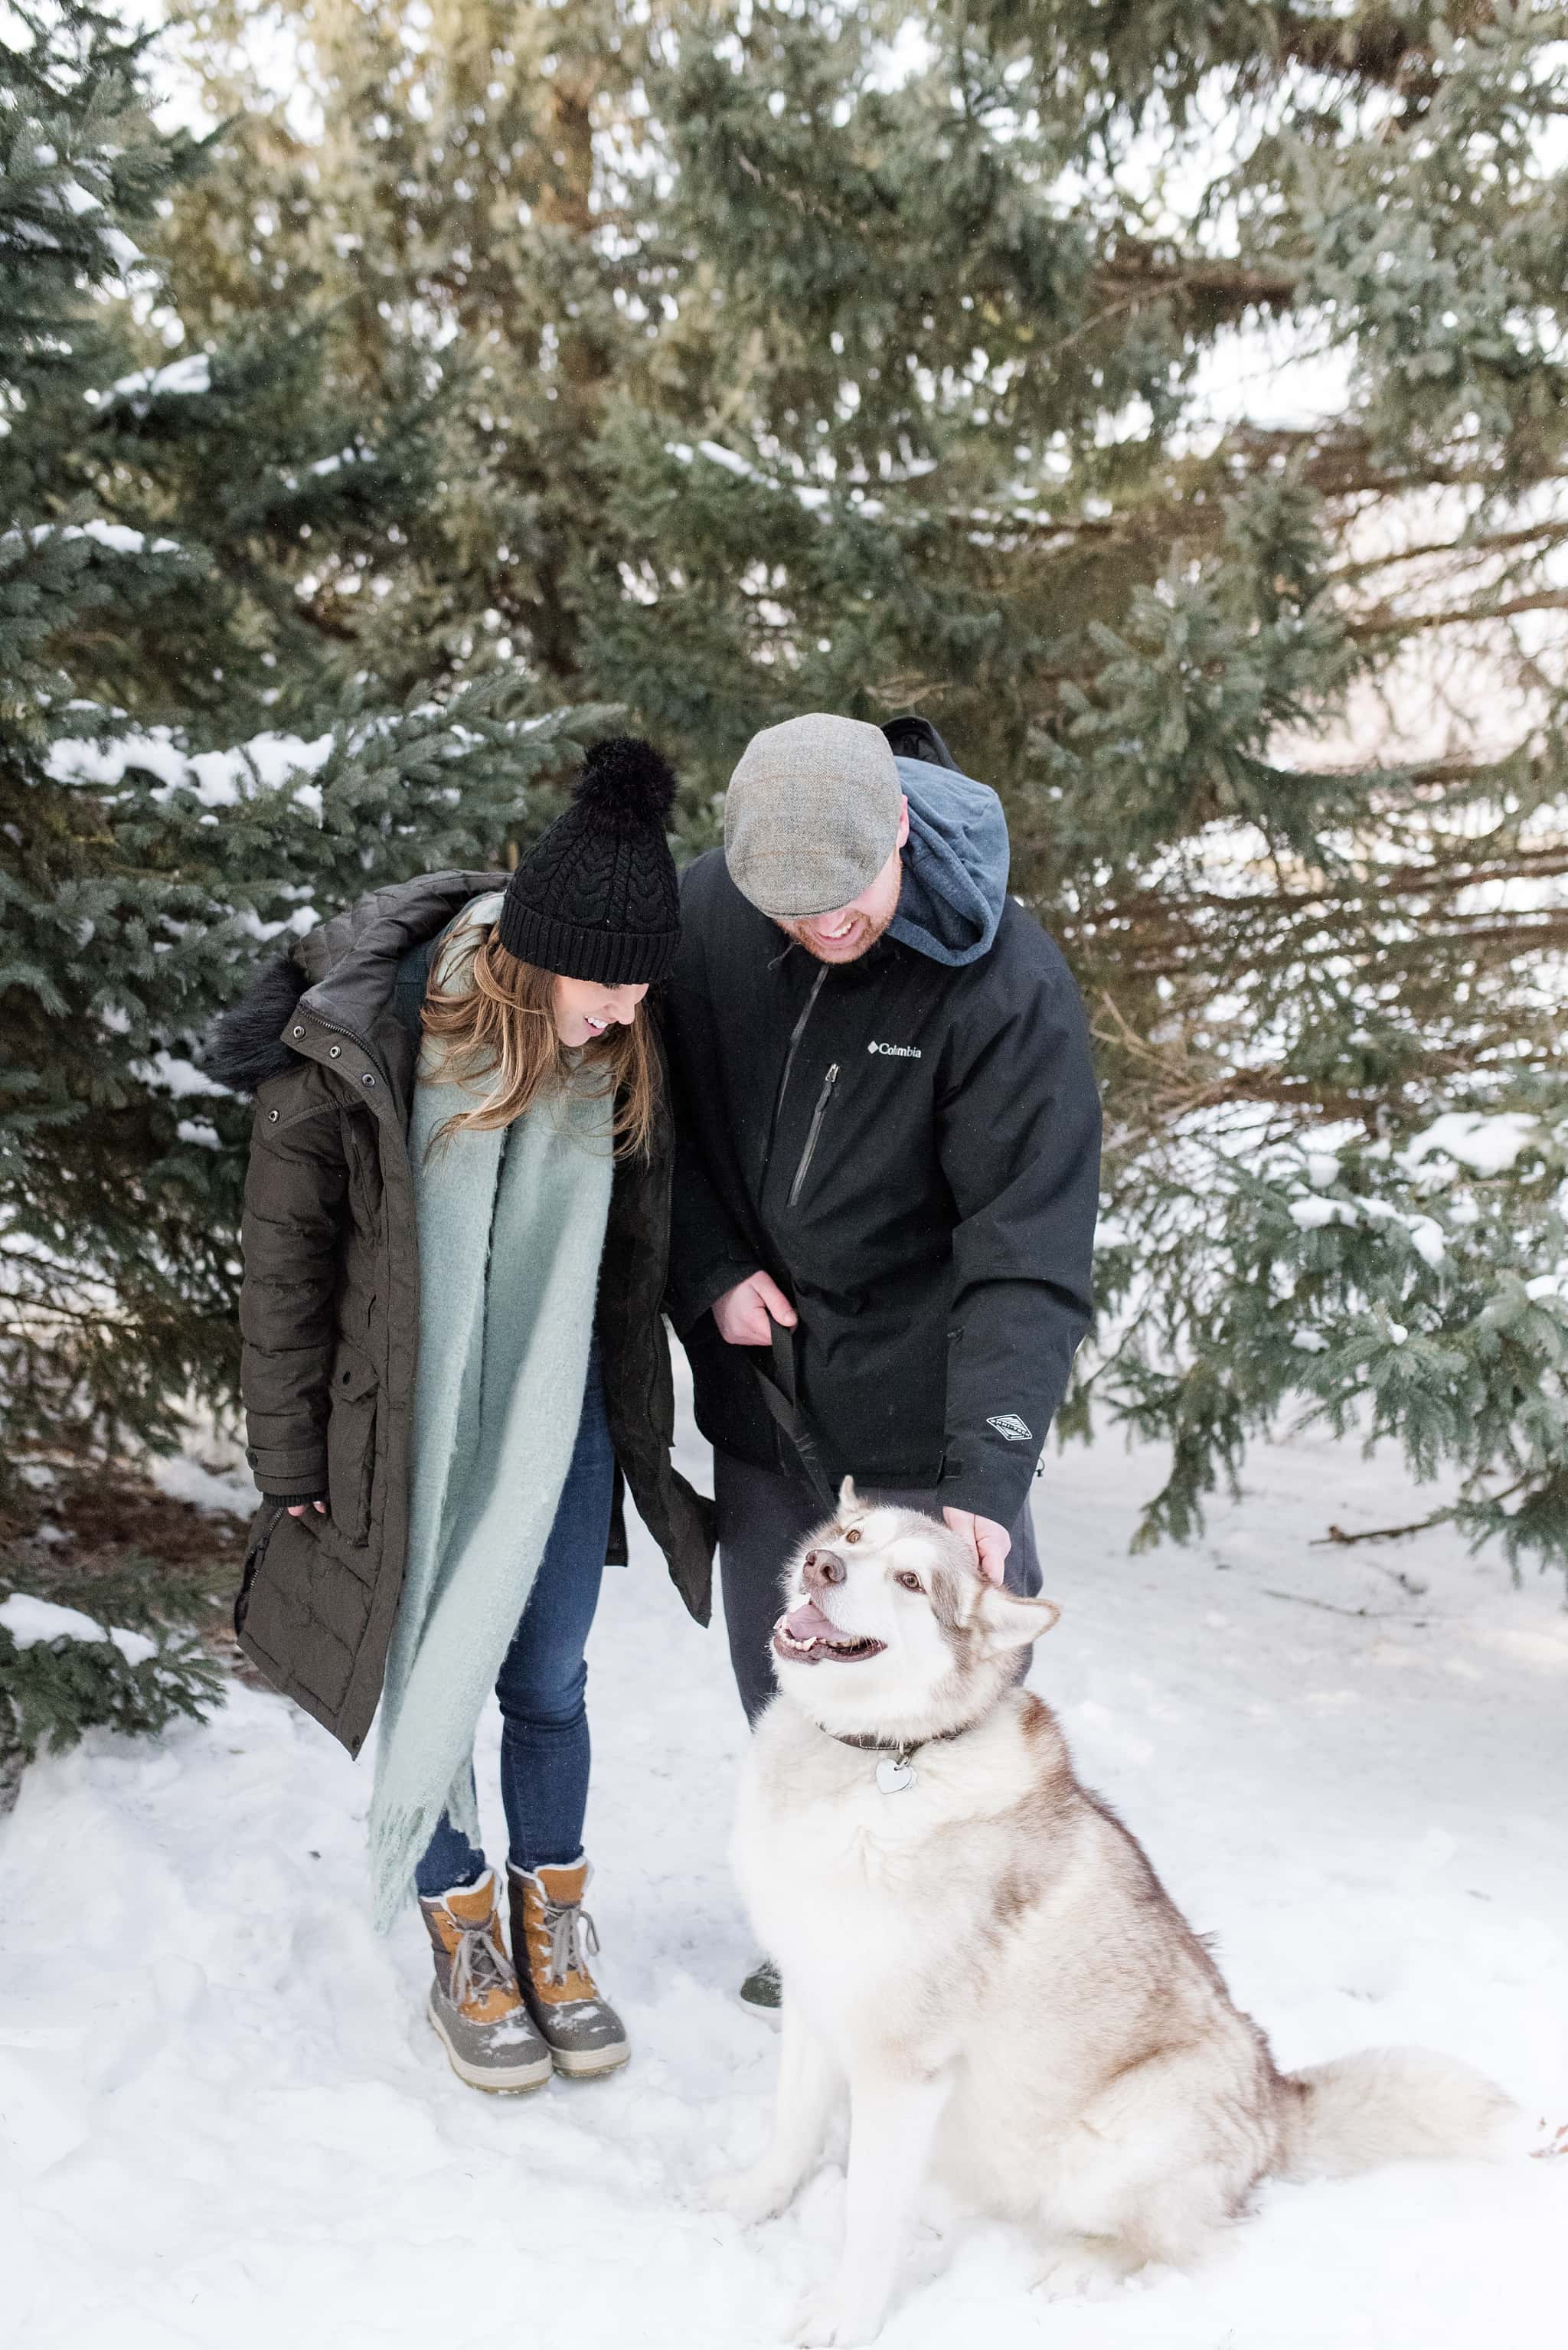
left=204, top=869, right=508, bottom=1099
left=205, top=954, right=310, bottom=1097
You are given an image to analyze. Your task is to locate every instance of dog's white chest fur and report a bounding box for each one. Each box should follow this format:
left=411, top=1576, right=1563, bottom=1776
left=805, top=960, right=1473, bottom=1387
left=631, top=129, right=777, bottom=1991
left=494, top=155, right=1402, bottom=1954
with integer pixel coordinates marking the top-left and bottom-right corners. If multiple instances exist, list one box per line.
left=735, top=1707, right=1029, bottom=2060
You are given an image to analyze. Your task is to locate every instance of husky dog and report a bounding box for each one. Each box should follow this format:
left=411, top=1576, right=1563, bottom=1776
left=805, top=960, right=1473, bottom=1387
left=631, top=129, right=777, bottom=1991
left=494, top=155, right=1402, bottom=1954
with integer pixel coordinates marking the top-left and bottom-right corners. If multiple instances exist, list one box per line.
left=720, top=1481, right=1514, bottom=2348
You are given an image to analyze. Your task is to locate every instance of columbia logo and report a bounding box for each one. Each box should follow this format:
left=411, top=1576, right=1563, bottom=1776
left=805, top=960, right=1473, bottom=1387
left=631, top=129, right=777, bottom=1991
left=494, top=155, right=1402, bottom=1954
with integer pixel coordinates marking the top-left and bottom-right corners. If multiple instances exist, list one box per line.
left=987, top=1414, right=1034, bottom=1443
left=867, top=1040, right=922, bottom=1059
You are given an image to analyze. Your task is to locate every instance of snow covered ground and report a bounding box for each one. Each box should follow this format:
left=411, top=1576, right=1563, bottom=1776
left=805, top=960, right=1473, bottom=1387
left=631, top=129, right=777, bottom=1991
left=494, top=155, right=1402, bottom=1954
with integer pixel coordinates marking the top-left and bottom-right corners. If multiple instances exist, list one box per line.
left=3, top=1383, right=1565, bottom=2350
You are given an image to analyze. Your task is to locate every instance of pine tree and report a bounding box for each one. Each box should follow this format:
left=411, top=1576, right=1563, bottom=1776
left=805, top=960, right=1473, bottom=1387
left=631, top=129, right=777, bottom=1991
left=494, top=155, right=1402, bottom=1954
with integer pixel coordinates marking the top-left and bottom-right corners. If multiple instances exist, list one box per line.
left=154, top=2, right=1568, bottom=1575
left=0, top=3, right=604, bottom=1495
left=0, top=1580, right=226, bottom=1812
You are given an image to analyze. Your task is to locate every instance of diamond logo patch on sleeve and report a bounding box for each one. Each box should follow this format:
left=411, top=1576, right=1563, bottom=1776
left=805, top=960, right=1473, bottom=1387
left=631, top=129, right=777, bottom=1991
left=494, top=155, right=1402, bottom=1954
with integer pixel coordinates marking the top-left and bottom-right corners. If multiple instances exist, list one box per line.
left=986, top=1414, right=1034, bottom=1443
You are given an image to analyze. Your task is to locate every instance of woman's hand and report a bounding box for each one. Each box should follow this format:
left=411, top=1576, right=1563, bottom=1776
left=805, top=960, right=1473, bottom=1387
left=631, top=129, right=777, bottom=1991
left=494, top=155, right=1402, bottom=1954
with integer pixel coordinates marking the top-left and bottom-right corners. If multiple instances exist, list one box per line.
left=713, top=1270, right=798, bottom=1347
left=287, top=1499, right=328, bottom=1518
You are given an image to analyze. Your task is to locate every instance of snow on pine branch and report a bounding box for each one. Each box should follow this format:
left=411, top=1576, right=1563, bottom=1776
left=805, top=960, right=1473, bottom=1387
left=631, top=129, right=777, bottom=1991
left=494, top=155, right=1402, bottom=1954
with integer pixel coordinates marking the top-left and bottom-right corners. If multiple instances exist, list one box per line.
left=47, top=726, right=335, bottom=811
left=0, top=1593, right=155, bottom=1669
left=5, top=518, right=181, bottom=556
left=100, top=354, right=213, bottom=412
left=45, top=694, right=571, bottom=818
left=128, top=1051, right=231, bottom=1102
left=1403, top=1112, right=1542, bottom=1177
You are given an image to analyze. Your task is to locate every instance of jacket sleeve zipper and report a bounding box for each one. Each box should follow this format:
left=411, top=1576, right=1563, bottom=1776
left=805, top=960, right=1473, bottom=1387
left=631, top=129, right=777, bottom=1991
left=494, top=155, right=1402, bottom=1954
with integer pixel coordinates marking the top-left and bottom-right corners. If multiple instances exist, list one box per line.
left=788, top=1064, right=839, bottom=1207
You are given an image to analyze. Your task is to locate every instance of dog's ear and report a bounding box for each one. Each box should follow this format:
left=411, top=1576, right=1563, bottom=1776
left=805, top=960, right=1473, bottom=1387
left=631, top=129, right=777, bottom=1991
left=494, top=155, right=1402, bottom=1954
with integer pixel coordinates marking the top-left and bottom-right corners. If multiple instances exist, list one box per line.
left=970, top=1585, right=1061, bottom=1651
left=838, top=1475, right=860, bottom=1514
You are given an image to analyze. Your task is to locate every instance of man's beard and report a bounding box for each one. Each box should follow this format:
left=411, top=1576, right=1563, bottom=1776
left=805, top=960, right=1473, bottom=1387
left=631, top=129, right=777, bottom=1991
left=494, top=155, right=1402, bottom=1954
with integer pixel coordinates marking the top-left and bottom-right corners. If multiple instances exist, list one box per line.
left=779, top=904, right=896, bottom=964
left=776, top=863, right=903, bottom=964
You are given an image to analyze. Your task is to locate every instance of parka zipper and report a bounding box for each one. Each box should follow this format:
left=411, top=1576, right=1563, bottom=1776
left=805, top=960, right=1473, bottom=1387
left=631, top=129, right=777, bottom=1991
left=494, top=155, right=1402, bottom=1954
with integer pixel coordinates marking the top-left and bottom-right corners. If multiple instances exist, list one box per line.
left=762, top=963, right=829, bottom=1185
left=788, top=1064, right=839, bottom=1207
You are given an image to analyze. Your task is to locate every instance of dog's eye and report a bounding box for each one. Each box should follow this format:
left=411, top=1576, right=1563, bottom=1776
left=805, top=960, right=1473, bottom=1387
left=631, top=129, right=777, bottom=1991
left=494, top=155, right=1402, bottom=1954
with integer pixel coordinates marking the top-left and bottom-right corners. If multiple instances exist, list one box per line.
left=896, top=1570, right=923, bottom=1593
left=843, top=1527, right=861, bottom=1544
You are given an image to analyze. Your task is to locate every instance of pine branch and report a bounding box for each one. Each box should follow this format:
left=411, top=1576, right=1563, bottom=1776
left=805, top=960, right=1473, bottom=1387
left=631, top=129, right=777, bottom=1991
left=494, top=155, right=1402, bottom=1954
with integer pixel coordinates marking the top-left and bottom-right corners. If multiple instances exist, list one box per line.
left=1271, top=2, right=1500, bottom=89
left=1079, top=832, right=1568, bottom=935
left=1333, top=518, right=1568, bottom=582
left=1348, top=589, right=1568, bottom=637
left=1259, top=1588, right=1420, bottom=1620
left=1312, top=1512, right=1453, bottom=1548
left=1230, top=424, right=1567, bottom=505
left=1096, top=246, right=1300, bottom=313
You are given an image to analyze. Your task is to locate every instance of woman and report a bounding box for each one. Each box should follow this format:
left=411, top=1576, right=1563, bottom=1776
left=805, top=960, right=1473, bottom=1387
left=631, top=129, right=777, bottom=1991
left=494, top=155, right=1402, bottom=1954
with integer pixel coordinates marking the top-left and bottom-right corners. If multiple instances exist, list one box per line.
left=208, top=740, right=713, bottom=2093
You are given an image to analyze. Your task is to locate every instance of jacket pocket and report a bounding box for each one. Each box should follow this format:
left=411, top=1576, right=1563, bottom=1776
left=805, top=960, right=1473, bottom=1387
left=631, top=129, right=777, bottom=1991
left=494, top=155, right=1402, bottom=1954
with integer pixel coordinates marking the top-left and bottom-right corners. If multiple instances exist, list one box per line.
left=325, top=1342, right=379, bottom=1548
left=237, top=1505, right=365, bottom=1716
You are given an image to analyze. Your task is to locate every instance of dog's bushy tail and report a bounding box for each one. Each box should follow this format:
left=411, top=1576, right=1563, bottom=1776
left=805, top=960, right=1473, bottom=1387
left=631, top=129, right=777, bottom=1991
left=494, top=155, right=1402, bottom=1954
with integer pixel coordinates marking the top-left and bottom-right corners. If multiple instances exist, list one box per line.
left=1278, top=2047, right=1517, bottom=2181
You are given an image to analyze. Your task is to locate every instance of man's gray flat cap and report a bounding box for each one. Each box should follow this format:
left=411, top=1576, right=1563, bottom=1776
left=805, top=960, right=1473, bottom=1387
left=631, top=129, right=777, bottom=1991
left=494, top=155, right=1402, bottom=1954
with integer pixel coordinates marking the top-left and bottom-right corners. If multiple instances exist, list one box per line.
left=724, top=714, right=903, bottom=919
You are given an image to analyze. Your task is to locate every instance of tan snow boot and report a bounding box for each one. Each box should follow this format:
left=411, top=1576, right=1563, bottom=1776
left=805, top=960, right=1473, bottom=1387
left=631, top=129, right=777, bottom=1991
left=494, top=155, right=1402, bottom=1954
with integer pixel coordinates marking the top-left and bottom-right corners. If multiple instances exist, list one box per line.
left=419, top=1868, right=553, bottom=2093
left=508, top=1856, right=630, bottom=2079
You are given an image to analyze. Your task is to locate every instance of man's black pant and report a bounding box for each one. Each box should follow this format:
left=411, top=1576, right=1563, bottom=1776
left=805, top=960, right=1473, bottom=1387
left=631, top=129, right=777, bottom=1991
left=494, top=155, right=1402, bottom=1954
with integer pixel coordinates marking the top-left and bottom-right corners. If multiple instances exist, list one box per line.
left=712, top=1448, right=1043, bottom=1724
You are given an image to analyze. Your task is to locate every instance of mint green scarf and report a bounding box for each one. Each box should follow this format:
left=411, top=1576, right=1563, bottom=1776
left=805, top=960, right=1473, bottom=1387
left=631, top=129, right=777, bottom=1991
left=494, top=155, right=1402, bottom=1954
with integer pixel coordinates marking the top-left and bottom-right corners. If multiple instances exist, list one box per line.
left=368, top=896, right=614, bottom=1930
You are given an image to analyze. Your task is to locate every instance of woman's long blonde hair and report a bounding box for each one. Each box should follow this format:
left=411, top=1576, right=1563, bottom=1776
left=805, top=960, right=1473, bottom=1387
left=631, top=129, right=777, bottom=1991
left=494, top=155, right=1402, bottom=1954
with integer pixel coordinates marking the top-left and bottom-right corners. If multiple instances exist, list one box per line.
left=420, top=922, right=658, bottom=1159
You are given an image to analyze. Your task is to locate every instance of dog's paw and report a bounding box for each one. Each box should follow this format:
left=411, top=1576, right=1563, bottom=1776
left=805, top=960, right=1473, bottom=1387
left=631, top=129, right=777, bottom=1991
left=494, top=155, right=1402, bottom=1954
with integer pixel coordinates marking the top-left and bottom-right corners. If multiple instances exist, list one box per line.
left=792, top=2289, right=885, bottom=2346
left=1031, top=2241, right=1136, bottom=2303
left=708, top=2163, right=797, bottom=2227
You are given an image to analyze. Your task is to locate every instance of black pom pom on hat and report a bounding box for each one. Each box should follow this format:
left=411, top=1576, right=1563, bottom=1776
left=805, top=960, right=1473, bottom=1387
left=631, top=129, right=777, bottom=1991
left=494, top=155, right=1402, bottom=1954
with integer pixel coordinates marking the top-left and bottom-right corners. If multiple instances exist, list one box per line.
left=573, top=734, right=678, bottom=828
left=496, top=734, right=681, bottom=986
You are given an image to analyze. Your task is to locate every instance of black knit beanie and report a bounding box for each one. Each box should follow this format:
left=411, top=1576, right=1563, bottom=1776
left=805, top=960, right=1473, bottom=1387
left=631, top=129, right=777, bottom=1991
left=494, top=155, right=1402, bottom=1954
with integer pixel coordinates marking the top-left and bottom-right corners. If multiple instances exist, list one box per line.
left=497, top=737, right=681, bottom=985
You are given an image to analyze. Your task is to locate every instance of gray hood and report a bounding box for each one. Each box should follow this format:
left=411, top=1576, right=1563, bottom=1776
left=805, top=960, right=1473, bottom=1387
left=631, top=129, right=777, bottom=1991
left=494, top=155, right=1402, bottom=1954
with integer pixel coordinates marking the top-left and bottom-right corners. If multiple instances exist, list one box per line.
left=888, top=754, right=1010, bottom=968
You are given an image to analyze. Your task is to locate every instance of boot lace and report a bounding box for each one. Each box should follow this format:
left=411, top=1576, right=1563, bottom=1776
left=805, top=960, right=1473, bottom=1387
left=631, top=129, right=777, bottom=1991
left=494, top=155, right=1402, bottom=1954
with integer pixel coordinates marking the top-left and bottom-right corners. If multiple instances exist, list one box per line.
left=544, top=1897, right=600, bottom=1992
left=449, top=1915, right=514, bottom=2014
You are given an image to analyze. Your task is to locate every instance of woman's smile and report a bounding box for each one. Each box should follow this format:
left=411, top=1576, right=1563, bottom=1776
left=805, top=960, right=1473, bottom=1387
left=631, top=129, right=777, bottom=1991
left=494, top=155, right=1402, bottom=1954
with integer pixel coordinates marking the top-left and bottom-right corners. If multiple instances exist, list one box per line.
left=553, top=976, right=649, bottom=1048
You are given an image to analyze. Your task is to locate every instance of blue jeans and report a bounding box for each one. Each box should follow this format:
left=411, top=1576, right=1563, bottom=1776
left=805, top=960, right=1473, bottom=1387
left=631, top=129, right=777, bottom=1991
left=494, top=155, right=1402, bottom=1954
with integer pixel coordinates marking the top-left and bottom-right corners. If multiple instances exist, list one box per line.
left=414, top=1348, right=616, bottom=1897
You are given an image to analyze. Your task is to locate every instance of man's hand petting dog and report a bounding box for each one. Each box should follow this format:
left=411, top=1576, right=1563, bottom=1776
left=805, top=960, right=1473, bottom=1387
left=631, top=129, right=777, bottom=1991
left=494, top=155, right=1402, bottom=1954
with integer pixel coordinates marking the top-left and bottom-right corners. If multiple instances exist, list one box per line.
left=713, top=1269, right=798, bottom=1348
left=940, top=1505, right=1009, bottom=1586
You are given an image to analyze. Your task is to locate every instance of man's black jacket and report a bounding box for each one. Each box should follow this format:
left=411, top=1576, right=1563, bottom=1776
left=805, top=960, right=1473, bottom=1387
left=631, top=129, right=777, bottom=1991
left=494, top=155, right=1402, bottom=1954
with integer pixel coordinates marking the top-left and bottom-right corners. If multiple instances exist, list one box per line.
left=664, top=825, right=1102, bottom=1531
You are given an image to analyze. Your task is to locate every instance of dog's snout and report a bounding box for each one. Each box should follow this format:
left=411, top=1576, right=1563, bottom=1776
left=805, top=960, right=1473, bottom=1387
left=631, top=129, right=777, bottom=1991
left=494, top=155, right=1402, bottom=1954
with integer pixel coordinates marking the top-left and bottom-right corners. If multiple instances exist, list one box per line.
left=802, top=1548, right=845, bottom=1589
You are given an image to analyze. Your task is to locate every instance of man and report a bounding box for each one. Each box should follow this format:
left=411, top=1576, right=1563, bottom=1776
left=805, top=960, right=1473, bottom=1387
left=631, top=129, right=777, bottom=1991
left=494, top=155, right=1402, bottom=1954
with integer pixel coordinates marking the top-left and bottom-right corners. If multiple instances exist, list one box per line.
left=664, top=708, right=1099, bottom=1759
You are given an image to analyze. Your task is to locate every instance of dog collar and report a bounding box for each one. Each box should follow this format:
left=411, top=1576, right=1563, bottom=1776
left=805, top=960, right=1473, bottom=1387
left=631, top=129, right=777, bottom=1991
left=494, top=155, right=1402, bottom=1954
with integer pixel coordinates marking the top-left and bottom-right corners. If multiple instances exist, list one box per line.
left=825, top=1715, right=985, bottom=1795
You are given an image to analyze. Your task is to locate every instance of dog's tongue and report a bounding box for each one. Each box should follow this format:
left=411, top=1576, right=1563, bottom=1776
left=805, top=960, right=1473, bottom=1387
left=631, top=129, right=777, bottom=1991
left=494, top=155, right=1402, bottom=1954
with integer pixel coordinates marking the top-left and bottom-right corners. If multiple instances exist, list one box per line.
left=782, top=1599, right=841, bottom=1644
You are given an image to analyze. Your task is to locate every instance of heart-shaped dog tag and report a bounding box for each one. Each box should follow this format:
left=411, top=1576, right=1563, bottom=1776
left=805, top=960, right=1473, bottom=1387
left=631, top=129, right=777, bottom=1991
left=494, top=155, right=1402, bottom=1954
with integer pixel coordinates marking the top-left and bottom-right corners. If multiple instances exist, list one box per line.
left=876, top=1754, right=916, bottom=1794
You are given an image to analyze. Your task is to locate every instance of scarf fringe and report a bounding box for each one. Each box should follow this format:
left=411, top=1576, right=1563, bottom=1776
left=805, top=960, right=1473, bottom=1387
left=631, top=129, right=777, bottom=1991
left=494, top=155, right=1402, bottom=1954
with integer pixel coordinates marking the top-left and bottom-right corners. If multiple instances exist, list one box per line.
left=368, top=1798, right=447, bottom=1936
left=368, top=1759, right=486, bottom=1933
